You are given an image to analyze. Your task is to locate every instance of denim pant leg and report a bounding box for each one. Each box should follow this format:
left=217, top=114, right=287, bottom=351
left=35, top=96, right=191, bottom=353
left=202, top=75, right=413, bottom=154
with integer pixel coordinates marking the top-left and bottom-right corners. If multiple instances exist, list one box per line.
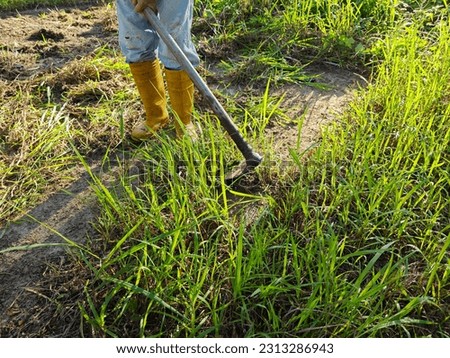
left=157, top=0, right=200, bottom=69
left=116, top=0, right=158, bottom=63
left=116, top=0, right=200, bottom=68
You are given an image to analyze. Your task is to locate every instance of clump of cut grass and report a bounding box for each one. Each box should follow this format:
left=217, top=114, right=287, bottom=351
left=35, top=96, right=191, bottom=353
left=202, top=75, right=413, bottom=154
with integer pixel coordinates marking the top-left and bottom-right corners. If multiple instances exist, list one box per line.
left=0, top=0, right=105, bottom=11
left=0, top=46, right=130, bottom=224
left=219, top=51, right=313, bottom=86
left=0, top=91, right=77, bottom=223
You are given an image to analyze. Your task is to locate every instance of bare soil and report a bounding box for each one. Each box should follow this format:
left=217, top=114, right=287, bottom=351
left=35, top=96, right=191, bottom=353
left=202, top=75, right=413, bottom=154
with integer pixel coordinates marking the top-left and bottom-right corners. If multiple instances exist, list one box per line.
left=0, top=3, right=365, bottom=337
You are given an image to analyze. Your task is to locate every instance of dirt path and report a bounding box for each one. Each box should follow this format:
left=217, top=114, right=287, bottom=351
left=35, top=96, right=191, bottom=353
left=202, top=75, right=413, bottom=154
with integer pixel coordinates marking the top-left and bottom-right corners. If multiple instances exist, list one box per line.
left=0, top=4, right=365, bottom=337
left=0, top=170, right=98, bottom=336
left=268, top=65, right=365, bottom=160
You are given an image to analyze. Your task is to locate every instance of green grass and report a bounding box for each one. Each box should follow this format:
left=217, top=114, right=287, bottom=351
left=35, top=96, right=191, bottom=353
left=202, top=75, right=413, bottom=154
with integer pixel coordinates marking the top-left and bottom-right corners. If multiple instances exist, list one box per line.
left=78, top=1, right=449, bottom=337
left=1, top=0, right=449, bottom=337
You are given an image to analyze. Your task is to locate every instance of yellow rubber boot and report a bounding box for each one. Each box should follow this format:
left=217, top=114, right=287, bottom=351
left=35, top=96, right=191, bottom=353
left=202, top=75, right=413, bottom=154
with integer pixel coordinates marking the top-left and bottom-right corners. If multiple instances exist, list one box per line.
left=129, top=60, right=169, bottom=140
left=165, top=69, right=198, bottom=140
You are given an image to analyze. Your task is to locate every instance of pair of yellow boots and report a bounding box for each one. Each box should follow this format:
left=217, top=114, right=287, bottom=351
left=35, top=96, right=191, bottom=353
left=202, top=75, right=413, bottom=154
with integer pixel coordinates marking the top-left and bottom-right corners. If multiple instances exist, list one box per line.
left=129, top=59, right=197, bottom=141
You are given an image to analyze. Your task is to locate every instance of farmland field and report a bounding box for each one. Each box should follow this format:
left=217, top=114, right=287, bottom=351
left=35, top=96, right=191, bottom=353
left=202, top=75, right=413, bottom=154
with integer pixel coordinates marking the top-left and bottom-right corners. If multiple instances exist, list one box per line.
left=0, top=0, right=449, bottom=337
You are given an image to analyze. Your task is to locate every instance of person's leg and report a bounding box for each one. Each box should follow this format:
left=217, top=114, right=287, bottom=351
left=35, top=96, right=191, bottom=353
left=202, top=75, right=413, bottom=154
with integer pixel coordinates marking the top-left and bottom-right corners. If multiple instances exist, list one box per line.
left=128, top=60, right=169, bottom=140
left=116, top=0, right=159, bottom=63
left=165, top=68, right=196, bottom=139
left=158, top=0, right=199, bottom=139
left=157, top=0, right=200, bottom=70
left=116, top=0, right=168, bottom=140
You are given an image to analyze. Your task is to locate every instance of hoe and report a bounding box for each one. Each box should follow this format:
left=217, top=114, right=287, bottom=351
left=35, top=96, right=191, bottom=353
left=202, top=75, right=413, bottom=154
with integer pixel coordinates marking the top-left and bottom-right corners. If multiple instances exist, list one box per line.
left=143, top=8, right=263, bottom=181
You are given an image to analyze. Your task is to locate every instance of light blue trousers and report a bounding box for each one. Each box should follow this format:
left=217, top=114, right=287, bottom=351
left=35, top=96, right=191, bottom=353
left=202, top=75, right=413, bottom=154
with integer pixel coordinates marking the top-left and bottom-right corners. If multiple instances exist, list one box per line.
left=116, top=0, right=200, bottom=69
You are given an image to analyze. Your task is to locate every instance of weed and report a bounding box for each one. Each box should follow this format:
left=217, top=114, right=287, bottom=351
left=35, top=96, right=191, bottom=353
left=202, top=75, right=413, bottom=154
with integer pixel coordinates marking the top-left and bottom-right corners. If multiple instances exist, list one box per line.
left=1, top=0, right=449, bottom=338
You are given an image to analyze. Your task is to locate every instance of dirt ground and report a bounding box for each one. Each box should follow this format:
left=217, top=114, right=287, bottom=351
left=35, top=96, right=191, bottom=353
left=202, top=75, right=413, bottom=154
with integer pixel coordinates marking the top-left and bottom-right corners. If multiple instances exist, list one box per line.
left=0, top=3, right=365, bottom=337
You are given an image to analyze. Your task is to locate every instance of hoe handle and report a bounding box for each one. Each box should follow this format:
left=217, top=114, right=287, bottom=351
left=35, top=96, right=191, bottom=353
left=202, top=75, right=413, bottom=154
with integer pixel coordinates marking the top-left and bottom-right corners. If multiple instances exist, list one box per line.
left=143, top=8, right=262, bottom=168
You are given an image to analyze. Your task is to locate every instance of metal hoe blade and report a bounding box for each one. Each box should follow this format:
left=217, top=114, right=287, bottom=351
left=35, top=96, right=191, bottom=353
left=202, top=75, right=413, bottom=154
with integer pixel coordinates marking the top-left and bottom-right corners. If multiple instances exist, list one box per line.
left=143, top=8, right=263, bottom=178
